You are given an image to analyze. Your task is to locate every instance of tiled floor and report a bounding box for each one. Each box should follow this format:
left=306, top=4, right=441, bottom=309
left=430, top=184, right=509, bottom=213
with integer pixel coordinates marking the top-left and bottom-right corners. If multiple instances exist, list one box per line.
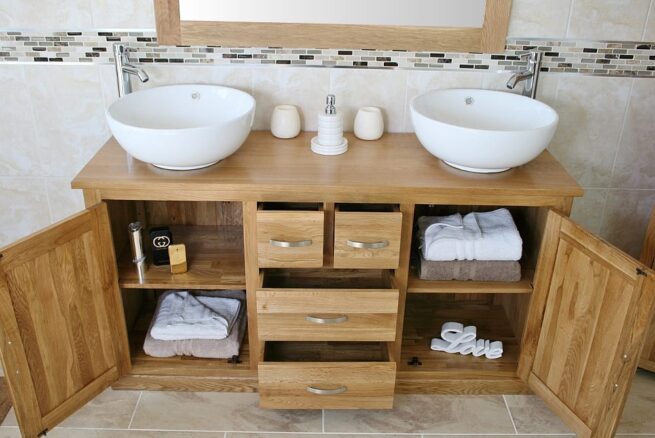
left=2, top=370, right=655, bottom=437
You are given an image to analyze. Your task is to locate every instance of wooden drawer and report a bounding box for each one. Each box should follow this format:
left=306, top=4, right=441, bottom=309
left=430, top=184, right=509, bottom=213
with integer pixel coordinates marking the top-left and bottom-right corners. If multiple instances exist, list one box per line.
left=257, top=270, right=399, bottom=341
left=256, top=209, right=324, bottom=268
left=334, top=210, right=402, bottom=269
left=259, top=342, right=396, bottom=409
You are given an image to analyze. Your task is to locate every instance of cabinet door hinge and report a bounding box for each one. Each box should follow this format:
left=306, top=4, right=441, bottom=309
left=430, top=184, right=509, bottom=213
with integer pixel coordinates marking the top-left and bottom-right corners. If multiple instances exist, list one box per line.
left=637, top=267, right=648, bottom=277
left=38, top=429, right=48, bottom=437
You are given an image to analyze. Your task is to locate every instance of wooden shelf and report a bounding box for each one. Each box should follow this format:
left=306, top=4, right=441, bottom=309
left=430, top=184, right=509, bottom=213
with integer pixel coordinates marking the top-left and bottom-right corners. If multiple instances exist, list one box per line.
left=399, top=295, right=520, bottom=377
left=128, top=300, right=252, bottom=378
left=407, top=268, right=534, bottom=294
left=118, top=225, right=246, bottom=290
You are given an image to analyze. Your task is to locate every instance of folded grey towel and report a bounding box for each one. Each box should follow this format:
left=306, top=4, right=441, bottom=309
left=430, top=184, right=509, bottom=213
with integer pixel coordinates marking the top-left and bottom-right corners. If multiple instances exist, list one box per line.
left=419, top=254, right=521, bottom=282
left=143, top=290, right=247, bottom=359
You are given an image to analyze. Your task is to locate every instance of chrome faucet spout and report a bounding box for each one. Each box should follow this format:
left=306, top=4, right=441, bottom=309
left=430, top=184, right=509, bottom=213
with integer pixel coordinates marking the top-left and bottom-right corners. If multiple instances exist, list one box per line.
left=505, top=51, right=542, bottom=99
left=113, top=43, right=149, bottom=98
left=122, top=63, right=150, bottom=83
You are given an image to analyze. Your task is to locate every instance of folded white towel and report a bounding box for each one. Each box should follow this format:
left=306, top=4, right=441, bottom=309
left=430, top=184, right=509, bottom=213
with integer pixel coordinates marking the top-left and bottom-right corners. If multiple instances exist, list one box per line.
left=421, top=208, right=522, bottom=261
left=150, top=291, right=241, bottom=341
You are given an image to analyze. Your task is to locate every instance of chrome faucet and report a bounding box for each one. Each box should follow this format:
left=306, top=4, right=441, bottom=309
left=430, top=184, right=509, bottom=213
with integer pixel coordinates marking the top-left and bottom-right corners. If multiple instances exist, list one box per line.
left=506, top=51, right=542, bottom=99
left=113, top=43, right=149, bottom=98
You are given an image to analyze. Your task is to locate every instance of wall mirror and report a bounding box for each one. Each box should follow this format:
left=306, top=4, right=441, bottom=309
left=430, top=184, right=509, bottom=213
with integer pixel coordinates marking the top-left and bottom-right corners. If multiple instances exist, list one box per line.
left=154, top=0, right=511, bottom=52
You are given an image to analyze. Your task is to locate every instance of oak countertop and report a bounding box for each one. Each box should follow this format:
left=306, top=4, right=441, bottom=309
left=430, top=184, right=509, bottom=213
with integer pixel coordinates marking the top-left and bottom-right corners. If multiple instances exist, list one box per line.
left=72, top=132, right=583, bottom=205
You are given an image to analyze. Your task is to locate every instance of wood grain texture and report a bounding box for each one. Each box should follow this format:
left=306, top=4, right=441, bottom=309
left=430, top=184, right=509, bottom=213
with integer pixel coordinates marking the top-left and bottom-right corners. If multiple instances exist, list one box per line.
left=0, top=204, right=125, bottom=437
left=243, top=201, right=263, bottom=368
left=256, top=210, right=324, bottom=268
left=0, top=379, right=12, bottom=426
left=71, top=133, right=583, bottom=205
left=154, top=0, right=181, bottom=45
left=392, top=203, right=415, bottom=363
left=118, top=225, right=245, bottom=290
left=520, top=211, right=655, bottom=438
left=112, top=375, right=258, bottom=392
left=639, top=207, right=655, bottom=371
left=407, top=268, right=534, bottom=294
left=396, top=376, right=530, bottom=395
left=481, top=0, right=512, bottom=52
left=333, top=211, right=402, bottom=269
left=180, top=21, right=482, bottom=52
left=401, top=296, right=520, bottom=379
left=257, top=289, right=399, bottom=341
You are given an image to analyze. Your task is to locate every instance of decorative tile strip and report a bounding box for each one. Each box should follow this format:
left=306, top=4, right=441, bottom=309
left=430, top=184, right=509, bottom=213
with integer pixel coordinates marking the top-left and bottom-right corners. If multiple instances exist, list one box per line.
left=0, top=30, right=653, bottom=77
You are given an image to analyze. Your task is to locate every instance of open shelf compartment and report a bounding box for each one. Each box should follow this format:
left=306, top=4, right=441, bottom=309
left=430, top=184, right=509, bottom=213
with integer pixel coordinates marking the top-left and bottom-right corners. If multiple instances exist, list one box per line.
left=127, top=291, right=251, bottom=377
left=400, top=294, right=523, bottom=378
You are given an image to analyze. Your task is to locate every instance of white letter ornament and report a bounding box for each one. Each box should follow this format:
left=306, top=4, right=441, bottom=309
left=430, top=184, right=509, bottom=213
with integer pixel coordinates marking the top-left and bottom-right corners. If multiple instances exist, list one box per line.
left=430, top=322, right=503, bottom=360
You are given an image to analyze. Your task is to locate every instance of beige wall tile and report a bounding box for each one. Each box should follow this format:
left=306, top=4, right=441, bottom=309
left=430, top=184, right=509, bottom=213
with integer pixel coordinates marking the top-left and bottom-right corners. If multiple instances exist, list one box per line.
left=504, top=395, right=572, bottom=434
left=547, top=76, right=632, bottom=188
left=46, top=177, right=85, bottom=223
left=134, top=65, right=253, bottom=96
left=404, top=70, right=484, bottom=132
left=508, top=0, right=572, bottom=38
left=0, top=0, right=93, bottom=28
left=91, top=0, right=156, bottom=29
left=130, top=392, right=322, bottom=431
left=0, top=177, right=50, bottom=247
left=252, top=67, right=330, bottom=131
left=567, top=0, right=652, bottom=40
left=644, top=5, right=655, bottom=40
left=570, top=188, right=608, bottom=234
left=600, top=189, right=655, bottom=257
left=324, top=394, right=515, bottom=433
left=0, top=66, right=40, bottom=176
left=618, top=370, right=655, bottom=433
left=25, top=65, right=110, bottom=178
left=330, top=68, right=408, bottom=133
left=611, top=80, right=655, bottom=189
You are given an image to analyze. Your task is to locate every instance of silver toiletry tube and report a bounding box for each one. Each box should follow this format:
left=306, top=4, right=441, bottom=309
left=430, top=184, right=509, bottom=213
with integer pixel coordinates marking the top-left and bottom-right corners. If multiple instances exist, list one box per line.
left=128, top=221, right=146, bottom=284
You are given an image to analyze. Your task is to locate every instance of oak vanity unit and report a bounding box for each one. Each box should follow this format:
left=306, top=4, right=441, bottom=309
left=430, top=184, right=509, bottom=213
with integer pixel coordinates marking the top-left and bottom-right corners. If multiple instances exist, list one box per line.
left=1, top=132, right=654, bottom=438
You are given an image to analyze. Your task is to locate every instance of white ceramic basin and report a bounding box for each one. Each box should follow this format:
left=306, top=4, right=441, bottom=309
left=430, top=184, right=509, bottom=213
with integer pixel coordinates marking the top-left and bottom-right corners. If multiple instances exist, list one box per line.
left=410, top=89, right=558, bottom=173
left=107, top=84, right=255, bottom=170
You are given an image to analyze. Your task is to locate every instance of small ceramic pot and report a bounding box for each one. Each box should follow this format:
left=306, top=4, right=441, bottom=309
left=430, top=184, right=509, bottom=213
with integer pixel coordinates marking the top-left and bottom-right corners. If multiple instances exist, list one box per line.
left=271, top=105, right=301, bottom=139
left=354, top=106, right=384, bottom=141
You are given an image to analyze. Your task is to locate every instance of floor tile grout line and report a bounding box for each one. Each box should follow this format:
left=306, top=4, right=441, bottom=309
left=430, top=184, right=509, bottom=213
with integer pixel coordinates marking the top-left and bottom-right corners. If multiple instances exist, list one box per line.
left=502, top=394, right=519, bottom=435
left=322, top=409, right=325, bottom=433
left=126, top=391, right=143, bottom=430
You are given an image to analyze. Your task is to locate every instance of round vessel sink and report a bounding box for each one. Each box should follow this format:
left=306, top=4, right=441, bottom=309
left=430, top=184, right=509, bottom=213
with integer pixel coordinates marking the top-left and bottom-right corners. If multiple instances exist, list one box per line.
left=107, top=84, right=256, bottom=170
left=410, top=89, right=558, bottom=173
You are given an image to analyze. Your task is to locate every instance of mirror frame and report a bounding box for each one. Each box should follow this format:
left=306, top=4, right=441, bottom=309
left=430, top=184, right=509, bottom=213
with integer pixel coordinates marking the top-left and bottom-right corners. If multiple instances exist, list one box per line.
left=154, top=0, right=511, bottom=53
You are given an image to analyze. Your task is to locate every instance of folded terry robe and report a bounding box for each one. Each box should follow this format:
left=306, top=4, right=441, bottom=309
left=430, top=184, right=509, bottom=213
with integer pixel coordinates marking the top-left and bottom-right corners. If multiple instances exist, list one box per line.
left=419, top=254, right=522, bottom=282
left=150, top=291, right=241, bottom=341
left=143, top=290, right=247, bottom=359
left=420, top=208, right=522, bottom=261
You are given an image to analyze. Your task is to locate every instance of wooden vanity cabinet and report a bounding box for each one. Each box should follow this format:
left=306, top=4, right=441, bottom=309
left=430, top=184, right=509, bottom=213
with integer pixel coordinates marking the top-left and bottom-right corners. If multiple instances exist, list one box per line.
left=1, top=133, right=654, bottom=438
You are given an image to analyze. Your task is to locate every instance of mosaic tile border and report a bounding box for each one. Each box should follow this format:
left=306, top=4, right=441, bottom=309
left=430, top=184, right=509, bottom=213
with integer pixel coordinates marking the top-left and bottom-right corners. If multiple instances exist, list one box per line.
left=1, top=30, right=654, bottom=77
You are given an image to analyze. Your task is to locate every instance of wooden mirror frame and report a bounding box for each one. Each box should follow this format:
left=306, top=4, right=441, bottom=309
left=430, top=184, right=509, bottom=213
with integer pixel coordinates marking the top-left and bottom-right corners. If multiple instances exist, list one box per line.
left=154, top=0, right=512, bottom=53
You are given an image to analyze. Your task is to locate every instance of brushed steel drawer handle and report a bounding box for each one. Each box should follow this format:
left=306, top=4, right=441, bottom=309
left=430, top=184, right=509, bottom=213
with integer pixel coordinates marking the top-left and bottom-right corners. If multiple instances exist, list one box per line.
left=305, top=315, right=348, bottom=324
left=347, top=239, right=389, bottom=249
left=306, top=386, right=347, bottom=395
left=269, top=239, right=312, bottom=248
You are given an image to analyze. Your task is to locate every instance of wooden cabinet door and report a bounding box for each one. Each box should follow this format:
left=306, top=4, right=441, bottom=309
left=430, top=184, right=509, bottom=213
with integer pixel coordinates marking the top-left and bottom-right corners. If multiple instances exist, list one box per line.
left=518, top=210, right=655, bottom=438
left=0, top=203, right=129, bottom=437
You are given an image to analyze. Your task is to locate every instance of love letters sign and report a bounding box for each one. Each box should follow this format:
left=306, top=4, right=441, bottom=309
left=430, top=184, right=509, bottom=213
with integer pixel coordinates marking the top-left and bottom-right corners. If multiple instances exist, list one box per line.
left=430, top=322, right=503, bottom=360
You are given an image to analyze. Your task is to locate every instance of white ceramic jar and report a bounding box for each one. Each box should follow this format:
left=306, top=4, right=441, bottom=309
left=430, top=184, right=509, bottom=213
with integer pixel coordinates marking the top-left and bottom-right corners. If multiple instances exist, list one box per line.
left=354, top=106, right=384, bottom=141
left=271, top=105, right=301, bottom=139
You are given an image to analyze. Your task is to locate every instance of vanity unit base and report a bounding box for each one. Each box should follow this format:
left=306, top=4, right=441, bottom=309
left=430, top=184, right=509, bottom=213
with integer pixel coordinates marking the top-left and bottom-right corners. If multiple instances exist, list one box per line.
left=3, top=133, right=655, bottom=438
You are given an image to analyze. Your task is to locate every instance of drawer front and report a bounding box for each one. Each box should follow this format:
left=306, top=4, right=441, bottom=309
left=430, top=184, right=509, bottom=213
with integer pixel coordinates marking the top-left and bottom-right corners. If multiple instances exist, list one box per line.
left=259, top=361, right=396, bottom=409
left=334, top=212, right=402, bottom=269
left=256, top=289, right=399, bottom=341
left=257, top=211, right=324, bottom=268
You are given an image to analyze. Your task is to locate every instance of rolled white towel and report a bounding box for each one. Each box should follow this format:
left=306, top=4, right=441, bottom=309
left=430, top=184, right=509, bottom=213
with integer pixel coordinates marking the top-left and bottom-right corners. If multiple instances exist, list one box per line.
left=150, top=291, right=241, bottom=341
left=421, top=208, right=522, bottom=261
